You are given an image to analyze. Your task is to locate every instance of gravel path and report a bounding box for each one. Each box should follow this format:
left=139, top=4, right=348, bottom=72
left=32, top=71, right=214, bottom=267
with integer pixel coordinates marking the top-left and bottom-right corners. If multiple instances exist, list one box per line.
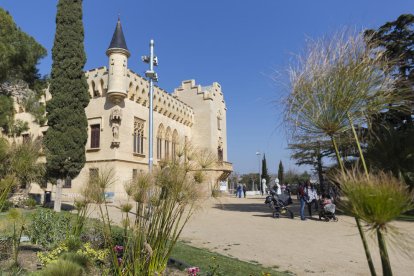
left=178, top=196, right=414, bottom=276
left=87, top=195, right=414, bottom=275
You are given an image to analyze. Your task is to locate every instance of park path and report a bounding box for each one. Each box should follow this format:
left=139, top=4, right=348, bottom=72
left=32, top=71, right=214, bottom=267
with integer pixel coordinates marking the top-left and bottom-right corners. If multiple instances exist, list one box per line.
left=87, top=195, right=414, bottom=275
left=179, top=196, right=414, bottom=276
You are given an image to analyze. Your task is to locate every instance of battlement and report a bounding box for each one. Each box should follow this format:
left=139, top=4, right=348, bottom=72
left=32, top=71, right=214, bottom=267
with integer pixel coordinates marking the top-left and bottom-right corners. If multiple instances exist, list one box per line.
left=85, top=67, right=194, bottom=127
left=173, top=80, right=224, bottom=103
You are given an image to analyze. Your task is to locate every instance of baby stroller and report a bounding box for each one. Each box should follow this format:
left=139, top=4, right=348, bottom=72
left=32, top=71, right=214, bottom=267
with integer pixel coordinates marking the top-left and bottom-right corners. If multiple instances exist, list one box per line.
left=318, top=201, right=338, bottom=222
left=264, top=189, right=294, bottom=219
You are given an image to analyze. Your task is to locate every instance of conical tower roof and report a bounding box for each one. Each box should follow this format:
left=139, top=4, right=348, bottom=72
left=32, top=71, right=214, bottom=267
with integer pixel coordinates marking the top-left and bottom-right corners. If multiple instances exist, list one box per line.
left=106, top=19, right=130, bottom=56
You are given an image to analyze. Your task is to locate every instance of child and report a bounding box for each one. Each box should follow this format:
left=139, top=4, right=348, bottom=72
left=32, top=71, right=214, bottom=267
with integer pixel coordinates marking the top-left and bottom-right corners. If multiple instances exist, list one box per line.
left=321, top=194, right=332, bottom=206
left=321, top=194, right=335, bottom=214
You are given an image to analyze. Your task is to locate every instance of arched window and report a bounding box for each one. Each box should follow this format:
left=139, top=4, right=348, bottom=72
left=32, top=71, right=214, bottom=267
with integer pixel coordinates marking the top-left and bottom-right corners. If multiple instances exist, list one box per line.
left=100, top=79, right=106, bottom=96
left=164, top=127, right=171, bottom=159
left=172, top=130, right=178, bottom=158
left=92, top=81, right=100, bottom=97
left=133, top=117, right=145, bottom=154
left=157, top=124, right=164, bottom=159
left=128, top=82, right=134, bottom=100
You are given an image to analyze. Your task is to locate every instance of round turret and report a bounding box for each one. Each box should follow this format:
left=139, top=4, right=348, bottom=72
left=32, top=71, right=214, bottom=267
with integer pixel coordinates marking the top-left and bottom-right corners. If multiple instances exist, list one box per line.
left=106, top=19, right=130, bottom=104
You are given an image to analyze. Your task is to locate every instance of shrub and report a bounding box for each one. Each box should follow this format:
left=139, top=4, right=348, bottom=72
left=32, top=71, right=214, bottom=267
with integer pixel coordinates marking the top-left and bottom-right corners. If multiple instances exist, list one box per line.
left=36, top=259, right=84, bottom=276
left=60, top=252, right=89, bottom=268
left=24, top=198, right=37, bottom=209
left=0, top=200, right=13, bottom=212
left=37, top=241, right=108, bottom=267
left=28, top=208, right=71, bottom=248
left=110, top=226, right=125, bottom=247
left=80, top=220, right=105, bottom=249
left=37, top=243, right=69, bottom=266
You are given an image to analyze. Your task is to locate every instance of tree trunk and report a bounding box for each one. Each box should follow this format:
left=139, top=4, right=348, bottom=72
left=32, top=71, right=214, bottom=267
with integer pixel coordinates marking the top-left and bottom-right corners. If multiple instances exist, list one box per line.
left=54, top=178, right=63, bottom=212
left=316, top=152, right=324, bottom=193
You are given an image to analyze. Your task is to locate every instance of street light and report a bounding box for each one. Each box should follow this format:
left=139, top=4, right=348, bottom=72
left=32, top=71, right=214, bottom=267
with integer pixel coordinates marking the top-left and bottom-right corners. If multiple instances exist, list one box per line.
left=142, top=39, right=158, bottom=172
left=256, top=151, right=261, bottom=194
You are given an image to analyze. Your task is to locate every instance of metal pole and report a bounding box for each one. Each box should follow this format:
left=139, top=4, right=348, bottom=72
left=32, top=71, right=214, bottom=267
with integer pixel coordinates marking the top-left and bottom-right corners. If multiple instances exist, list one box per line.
left=258, top=154, right=261, bottom=195
left=148, top=40, right=154, bottom=172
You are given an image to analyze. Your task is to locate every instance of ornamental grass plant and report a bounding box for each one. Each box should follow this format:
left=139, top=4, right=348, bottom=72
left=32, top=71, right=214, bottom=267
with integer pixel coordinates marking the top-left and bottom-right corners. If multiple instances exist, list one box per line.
left=284, top=30, right=411, bottom=276
left=337, top=170, right=414, bottom=276
left=83, top=143, right=216, bottom=275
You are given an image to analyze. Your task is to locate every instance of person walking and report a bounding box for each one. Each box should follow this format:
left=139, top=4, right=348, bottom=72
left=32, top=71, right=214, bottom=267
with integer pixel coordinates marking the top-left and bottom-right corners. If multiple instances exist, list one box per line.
left=243, top=184, right=247, bottom=198
left=297, top=182, right=308, bottom=221
left=236, top=184, right=242, bottom=198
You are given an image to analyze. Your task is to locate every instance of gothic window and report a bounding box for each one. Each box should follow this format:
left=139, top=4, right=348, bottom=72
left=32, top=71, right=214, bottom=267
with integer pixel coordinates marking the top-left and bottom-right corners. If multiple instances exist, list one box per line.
left=90, top=124, right=100, bottom=148
left=165, top=127, right=171, bottom=159
left=157, top=124, right=164, bottom=159
left=172, top=130, right=178, bottom=159
left=133, top=117, right=145, bottom=154
left=92, top=81, right=99, bottom=97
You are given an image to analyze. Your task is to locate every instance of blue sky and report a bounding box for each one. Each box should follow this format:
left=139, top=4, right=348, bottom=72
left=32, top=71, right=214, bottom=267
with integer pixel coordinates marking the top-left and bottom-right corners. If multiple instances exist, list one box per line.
left=1, top=0, right=412, bottom=174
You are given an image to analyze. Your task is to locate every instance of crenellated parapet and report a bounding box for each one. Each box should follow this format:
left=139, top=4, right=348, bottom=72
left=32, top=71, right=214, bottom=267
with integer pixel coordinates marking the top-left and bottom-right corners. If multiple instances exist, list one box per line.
left=173, top=80, right=226, bottom=110
left=85, top=68, right=194, bottom=127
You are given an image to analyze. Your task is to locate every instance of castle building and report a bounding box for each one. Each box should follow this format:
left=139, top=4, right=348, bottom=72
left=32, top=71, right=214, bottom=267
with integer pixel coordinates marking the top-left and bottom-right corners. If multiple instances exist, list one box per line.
left=15, top=20, right=232, bottom=201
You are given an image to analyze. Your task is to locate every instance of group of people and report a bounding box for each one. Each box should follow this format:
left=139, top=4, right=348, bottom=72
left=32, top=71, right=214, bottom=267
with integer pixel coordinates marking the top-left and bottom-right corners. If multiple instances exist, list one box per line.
left=297, top=180, right=333, bottom=221
left=236, top=183, right=247, bottom=198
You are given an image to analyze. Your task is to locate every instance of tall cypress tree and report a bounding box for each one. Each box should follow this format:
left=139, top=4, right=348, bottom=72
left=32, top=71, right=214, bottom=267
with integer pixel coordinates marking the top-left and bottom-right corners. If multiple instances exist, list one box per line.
left=277, top=160, right=284, bottom=185
left=261, top=154, right=270, bottom=186
left=44, top=0, right=89, bottom=212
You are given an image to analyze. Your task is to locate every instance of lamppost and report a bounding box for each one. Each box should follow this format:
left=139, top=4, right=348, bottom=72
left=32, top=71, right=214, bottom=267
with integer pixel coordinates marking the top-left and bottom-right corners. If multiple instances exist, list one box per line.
left=256, top=151, right=261, bottom=194
left=142, top=40, right=158, bottom=172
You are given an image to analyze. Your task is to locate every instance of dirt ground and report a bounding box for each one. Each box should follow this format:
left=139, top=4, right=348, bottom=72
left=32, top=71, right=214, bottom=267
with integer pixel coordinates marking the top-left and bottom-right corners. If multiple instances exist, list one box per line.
left=178, top=195, right=414, bottom=276
left=88, top=195, right=414, bottom=276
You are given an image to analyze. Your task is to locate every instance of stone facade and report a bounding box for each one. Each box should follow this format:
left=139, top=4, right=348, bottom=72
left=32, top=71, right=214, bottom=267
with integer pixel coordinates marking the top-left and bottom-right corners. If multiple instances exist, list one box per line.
left=11, top=20, right=232, bottom=201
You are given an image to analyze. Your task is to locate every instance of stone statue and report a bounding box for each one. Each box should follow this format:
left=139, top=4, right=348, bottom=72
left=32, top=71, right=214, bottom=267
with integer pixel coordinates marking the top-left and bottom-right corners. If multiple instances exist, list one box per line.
left=110, top=106, right=122, bottom=147
left=261, top=178, right=267, bottom=195
left=112, top=123, right=119, bottom=139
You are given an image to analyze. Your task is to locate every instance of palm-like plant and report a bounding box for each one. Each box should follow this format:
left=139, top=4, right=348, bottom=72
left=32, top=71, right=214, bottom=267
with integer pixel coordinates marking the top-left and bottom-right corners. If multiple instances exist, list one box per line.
left=86, top=143, right=211, bottom=275
left=286, top=32, right=406, bottom=170
left=285, top=31, right=409, bottom=276
left=338, top=170, right=414, bottom=276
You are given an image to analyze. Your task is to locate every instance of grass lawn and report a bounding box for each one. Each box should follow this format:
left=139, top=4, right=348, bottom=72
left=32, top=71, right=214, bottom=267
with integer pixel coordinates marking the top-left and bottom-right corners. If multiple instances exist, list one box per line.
left=171, top=241, right=291, bottom=276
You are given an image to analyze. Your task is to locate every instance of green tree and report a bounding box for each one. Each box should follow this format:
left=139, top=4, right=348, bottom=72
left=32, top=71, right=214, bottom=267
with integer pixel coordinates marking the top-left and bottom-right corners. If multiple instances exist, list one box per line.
left=0, top=8, right=47, bottom=134
left=0, top=8, right=46, bottom=85
left=44, top=0, right=89, bottom=212
left=277, top=161, right=284, bottom=185
left=240, top=173, right=259, bottom=191
left=261, top=154, right=270, bottom=186
left=0, top=95, right=13, bottom=132
left=283, top=169, right=310, bottom=185
left=0, top=137, right=44, bottom=209
left=364, top=14, right=414, bottom=189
